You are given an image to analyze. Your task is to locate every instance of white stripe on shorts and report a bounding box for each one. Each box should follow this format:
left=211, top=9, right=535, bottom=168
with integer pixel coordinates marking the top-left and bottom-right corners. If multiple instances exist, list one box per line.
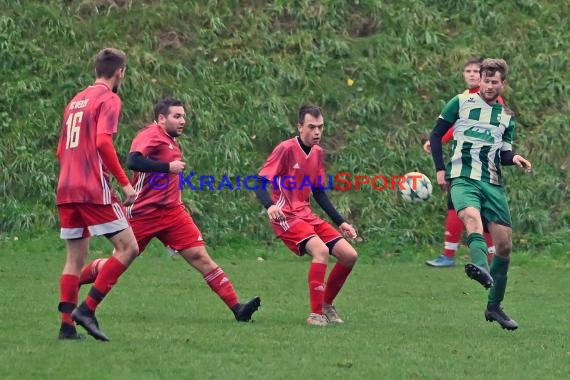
left=60, top=227, right=85, bottom=239
left=88, top=217, right=129, bottom=236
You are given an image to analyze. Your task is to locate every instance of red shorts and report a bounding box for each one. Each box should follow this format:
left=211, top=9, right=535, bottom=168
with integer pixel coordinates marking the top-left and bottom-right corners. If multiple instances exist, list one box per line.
left=58, top=202, right=129, bottom=239
left=129, top=205, right=205, bottom=254
left=272, top=218, right=341, bottom=256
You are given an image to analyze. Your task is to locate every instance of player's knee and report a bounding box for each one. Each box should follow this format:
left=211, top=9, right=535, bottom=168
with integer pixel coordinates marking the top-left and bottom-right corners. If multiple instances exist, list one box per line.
left=495, top=240, right=512, bottom=258
left=114, top=240, right=139, bottom=264
left=182, top=246, right=209, bottom=263
left=341, top=248, right=358, bottom=267
left=309, top=246, right=330, bottom=262
left=121, top=238, right=139, bottom=257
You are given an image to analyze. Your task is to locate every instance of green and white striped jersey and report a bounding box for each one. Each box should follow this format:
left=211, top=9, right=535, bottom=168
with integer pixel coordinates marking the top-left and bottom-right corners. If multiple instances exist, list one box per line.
left=439, top=92, right=515, bottom=185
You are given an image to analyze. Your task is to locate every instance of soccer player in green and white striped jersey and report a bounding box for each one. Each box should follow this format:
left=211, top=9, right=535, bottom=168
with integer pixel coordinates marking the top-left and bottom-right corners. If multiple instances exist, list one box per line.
left=429, top=59, right=532, bottom=331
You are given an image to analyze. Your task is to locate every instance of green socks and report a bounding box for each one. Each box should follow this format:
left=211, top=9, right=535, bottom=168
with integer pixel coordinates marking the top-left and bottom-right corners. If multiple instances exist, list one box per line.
left=488, top=255, right=510, bottom=306
left=466, top=233, right=489, bottom=270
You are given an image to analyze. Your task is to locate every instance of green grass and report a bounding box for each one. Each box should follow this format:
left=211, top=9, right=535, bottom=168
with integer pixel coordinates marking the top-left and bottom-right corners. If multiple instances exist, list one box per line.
left=1, top=235, right=569, bottom=379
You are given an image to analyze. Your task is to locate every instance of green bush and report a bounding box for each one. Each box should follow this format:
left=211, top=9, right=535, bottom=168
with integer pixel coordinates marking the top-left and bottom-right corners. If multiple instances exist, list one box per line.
left=1, top=1, right=568, bottom=249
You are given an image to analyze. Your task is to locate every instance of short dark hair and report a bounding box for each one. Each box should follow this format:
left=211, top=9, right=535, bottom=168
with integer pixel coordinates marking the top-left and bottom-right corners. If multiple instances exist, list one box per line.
left=480, top=58, right=509, bottom=81
left=154, top=98, right=184, bottom=121
left=298, top=105, right=323, bottom=125
left=464, top=57, right=483, bottom=68
left=95, top=48, right=127, bottom=79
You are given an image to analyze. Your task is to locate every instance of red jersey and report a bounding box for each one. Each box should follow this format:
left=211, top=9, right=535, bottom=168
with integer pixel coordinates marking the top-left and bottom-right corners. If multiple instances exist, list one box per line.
left=56, top=83, right=122, bottom=205
left=127, top=123, right=183, bottom=218
left=259, top=137, right=326, bottom=224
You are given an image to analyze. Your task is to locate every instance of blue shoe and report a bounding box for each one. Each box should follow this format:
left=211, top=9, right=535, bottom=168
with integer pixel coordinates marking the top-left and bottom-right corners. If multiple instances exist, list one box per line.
left=425, top=255, right=455, bottom=267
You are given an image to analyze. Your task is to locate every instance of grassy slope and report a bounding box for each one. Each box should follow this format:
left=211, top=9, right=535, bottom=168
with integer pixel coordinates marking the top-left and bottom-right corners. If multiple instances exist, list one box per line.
left=1, top=0, right=569, bottom=249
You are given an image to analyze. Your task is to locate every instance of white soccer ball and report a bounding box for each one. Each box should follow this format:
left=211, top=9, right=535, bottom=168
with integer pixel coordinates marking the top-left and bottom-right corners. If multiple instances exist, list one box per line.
left=399, top=172, right=433, bottom=202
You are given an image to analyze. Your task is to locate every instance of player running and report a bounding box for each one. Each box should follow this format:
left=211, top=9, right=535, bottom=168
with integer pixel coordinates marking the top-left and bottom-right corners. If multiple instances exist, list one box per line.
left=79, top=98, right=261, bottom=323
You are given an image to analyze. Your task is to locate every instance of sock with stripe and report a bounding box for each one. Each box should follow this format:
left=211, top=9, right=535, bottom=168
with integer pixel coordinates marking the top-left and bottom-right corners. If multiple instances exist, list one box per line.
left=59, top=274, right=80, bottom=325
left=443, top=210, right=463, bottom=258
left=204, top=267, right=239, bottom=309
left=84, top=256, right=127, bottom=312
left=79, top=258, right=105, bottom=286
left=308, top=262, right=327, bottom=315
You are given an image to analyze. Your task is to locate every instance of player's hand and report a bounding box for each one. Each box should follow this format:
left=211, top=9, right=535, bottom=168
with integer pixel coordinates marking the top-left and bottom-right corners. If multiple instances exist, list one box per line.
left=267, top=204, right=286, bottom=222
left=339, top=222, right=357, bottom=240
left=121, top=183, right=137, bottom=207
left=513, top=155, right=532, bottom=173
left=436, top=170, right=449, bottom=192
left=422, top=140, right=431, bottom=154
left=169, top=160, right=186, bottom=174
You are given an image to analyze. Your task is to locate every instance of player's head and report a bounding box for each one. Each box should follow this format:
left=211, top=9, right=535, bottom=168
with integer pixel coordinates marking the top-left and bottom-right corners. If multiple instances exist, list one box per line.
left=479, top=58, right=508, bottom=103
left=297, top=105, right=324, bottom=147
left=95, top=48, right=127, bottom=93
left=463, top=57, right=482, bottom=89
left=154, top=98, right=186, bottom=137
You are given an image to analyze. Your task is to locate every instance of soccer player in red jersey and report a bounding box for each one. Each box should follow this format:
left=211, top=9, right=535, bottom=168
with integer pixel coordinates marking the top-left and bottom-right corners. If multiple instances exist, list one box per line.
left=56, top=48, right=139, bottom=341
left=79, top=98, right=261, bottom=322
left=254, top=105, right=358, bottom=326
left=423, top=58, right=505, bottom=268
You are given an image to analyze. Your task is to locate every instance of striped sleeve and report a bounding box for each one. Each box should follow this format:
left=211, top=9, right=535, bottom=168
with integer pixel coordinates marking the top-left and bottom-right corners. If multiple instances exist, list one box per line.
left=439, top=95, right=460, bottom=124
left=502, top=117, right=516, bottom=150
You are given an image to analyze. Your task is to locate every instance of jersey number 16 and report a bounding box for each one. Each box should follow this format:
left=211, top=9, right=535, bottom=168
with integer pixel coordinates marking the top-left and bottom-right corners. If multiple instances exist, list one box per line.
left=65, top=111, right=83, bottom=149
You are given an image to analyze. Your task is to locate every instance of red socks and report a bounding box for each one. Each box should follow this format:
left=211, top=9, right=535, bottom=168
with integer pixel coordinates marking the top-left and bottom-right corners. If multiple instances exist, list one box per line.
left=59, top=274, right=80, bottom=325
left=308, top=262, right=327, bottom=314
left=79, top=258, right=105, bottom=285
left=204, top=267, right=239, bottom=309
left=443, top=210, right=463, bottom=258
left=85, top=256, right=127, bottom=312
left=324, top=263, right=352, bottom=305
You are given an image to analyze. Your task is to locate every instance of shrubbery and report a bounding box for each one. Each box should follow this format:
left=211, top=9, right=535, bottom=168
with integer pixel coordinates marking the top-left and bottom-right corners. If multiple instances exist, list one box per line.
left=1, top=1, right=568, bottom=247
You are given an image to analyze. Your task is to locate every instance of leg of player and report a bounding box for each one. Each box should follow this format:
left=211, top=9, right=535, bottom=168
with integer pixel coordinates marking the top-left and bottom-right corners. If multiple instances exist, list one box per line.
left=325, top=239, right=358, bottom=323
left=303, top=237, right=330, bottom=326
left=79, top=258, right=106, bottom=285
left=179, top=246, right=261, bottom=322
left=426, top=208, right=463, bottom=267
left=72, top=228, right=139, bottom=341
left=483, top=231, right=495, bottom=265
left=484, top=222, right=518, bottom=331
left=58, top=238, right=90, bottom=340
left=457, top=207, right=494, bottom=289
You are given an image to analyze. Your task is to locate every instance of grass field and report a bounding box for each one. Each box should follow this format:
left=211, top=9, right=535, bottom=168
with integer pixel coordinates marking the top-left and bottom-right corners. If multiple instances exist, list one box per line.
left=1, top=233, right=569, bottom=380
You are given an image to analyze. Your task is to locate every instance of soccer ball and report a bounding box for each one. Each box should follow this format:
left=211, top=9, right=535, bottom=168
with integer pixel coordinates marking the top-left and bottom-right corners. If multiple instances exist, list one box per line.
left=399, top=172, right=433, bottom=202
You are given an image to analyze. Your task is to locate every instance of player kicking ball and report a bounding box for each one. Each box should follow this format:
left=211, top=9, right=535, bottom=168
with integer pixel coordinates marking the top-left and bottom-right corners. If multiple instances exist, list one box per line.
left=254, top=105, right=358, bottom=326
left=430, top=59, right=532, bottom=330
